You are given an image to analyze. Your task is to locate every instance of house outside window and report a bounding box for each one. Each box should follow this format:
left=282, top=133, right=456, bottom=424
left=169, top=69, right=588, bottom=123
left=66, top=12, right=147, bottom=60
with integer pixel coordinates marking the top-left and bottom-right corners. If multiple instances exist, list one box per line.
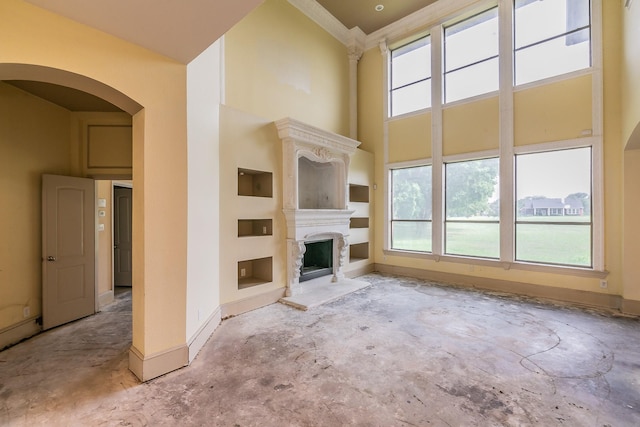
left=514, top=0, right=591, bottom=86
left=515, top=147, right=592, bottom=267
left=390, top=165, right=432, bottom=252
left=389, top=36, right=432, bottom=117
left=444, top=7, right=499, bottom=103
left=445, top=157, right=500, bottom=258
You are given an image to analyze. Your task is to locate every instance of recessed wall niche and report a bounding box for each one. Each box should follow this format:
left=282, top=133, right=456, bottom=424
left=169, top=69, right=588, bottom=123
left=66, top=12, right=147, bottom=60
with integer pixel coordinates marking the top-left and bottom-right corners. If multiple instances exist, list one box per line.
left=350, top=217, right=369, bottom=229
left=349, top=184, right=369, bottom=203
left=237, top=257, right=273, bottom=289
left=238, top=168, right=272, bottom=198
left=350, top=242, right=369, bottom=262
left=238, top=219, right=273, bottom=237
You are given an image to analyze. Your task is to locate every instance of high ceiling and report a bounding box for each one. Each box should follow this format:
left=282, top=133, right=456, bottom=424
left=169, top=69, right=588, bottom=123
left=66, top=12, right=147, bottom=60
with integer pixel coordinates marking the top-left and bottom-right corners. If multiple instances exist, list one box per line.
left=9, top=0, right=438, bottom=112
left=317, top=0, right=438, bottom=34
left=23, top=0, right=265, bottom=64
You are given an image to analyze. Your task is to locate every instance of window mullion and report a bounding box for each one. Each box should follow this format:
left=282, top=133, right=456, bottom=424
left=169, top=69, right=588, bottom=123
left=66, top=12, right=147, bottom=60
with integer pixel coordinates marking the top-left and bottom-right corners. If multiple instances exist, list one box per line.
left=499, top=0, right=515, bottom=264
left=431, top=25, right=444, bottom=257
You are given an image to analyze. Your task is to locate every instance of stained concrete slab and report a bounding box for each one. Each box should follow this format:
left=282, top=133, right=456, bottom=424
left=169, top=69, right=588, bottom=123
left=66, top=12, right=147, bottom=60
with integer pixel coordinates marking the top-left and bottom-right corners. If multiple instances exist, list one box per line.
left=1, top=273, right=639, bottom=426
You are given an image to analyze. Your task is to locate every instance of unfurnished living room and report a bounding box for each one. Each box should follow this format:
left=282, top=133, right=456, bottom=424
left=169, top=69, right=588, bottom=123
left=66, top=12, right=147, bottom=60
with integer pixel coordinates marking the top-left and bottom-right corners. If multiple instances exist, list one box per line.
left=1, top=0, right=640, bottom=425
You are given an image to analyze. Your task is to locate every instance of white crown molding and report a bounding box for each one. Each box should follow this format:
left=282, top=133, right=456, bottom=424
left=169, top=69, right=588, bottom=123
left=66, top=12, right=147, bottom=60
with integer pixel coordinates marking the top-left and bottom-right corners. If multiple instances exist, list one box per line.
left=290, top=0, right=487, bottom=51
left=288, top=0, right=351, bottom=44
left=364, top=0, right=485, bottom=51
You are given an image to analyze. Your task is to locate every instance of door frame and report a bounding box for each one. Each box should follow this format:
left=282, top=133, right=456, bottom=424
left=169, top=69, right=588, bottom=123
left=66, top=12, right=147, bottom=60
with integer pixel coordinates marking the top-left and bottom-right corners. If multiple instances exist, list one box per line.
left=111, top=180, right=133, bottom=292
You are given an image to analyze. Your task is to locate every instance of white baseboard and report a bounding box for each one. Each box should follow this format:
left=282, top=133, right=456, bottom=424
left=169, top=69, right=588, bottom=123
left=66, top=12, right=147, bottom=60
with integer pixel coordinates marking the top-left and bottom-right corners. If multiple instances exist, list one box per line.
left=221, top=287, right=286, bottom=318
left=187, top=306, right=222, bottom=363
left=98, top=290, right=114, bottom=308
left=128, top=343, right=188, bottom=382
left=375, top=263, right=623, bottom=311
left=622, top=298, right=640, bottom=315
left=0, top=318, right=41, bottom=350
left=346, top=262, right=375, bottom=278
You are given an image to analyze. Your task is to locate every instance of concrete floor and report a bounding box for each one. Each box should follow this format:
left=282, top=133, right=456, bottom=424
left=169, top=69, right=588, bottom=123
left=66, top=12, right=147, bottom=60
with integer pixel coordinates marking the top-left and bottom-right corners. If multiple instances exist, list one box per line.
left=1, top=273, right=639, bottom=426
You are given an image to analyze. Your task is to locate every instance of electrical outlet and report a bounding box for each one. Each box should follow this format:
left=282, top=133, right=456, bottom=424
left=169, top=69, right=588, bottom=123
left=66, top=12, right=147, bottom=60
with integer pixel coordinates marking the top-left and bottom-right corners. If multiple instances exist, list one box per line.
left=23, top=306, right=30, bottom=318
left=600, top=280, right=608, bottom=289
left=240, top=268, right=246, bottom=277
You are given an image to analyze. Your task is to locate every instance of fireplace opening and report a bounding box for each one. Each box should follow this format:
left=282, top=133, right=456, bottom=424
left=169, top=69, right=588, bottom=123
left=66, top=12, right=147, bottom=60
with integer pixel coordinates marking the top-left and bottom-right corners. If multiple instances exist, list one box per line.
left=300, top=239, right=333, bottom=282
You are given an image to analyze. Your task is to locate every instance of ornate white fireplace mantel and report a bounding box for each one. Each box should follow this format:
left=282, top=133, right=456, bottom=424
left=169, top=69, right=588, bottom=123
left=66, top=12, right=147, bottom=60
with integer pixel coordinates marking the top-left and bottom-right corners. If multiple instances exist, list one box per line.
left=275, top=118, right=361, bottom=296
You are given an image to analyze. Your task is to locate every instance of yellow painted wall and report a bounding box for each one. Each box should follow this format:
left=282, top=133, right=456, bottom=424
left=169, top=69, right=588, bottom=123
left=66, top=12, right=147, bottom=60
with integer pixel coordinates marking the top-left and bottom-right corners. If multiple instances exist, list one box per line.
left=96, top=181, right=113, bottom=300
left=443, top=96, right=499, bottom=155
left=357, top=49, right=384, bottom=155
left=357, top=0, right=630, bottom=303
left=358, top=48, right=386, bottom=269
left=621, top=1, right=640, bottom=303
left=219, top=105, right=285, bottom=305
left=622, top=1, right=640, bottom=148
left=0, top=82, right=72, bottom=332
left=514, top=74, right=592, bottom=146
left=225, top=0, right=350, bottom=136
left=220, top=0, right=367, bottom=308
left=623, top=149, right=640, bottom=301
left=1, top=0, right=189, bottom=360
left=601, top=0, right=624, bottom=298
left=388, top=113, right=432, bottom=163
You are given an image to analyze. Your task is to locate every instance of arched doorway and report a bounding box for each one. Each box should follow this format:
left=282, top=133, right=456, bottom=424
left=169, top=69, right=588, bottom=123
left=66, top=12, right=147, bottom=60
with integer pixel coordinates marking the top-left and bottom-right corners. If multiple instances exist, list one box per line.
left=0, top=63, right=142, bottom=368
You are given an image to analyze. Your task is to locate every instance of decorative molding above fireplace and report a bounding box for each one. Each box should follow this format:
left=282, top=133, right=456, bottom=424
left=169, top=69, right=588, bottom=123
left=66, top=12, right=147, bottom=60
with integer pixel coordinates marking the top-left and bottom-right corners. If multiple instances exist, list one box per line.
left=275, top=118, right=361, bottom=296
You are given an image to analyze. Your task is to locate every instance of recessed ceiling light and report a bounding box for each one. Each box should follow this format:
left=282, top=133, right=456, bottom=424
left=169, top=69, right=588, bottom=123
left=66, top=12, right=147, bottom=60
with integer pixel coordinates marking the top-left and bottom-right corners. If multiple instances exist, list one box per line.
left=375, top=4, right=384, bottom=12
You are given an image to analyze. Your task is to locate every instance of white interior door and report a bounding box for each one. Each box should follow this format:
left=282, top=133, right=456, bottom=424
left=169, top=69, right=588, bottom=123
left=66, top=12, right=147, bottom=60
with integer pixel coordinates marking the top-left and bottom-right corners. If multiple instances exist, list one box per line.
left=42, top=174, right=96, bottom=330
left=114, top=186, right=132, bottom=287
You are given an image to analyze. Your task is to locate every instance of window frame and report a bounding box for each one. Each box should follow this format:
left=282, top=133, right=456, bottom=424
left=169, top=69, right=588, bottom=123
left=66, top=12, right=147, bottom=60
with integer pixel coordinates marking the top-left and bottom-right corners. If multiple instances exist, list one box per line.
left=513, top=0, right=592, bottom=86
left=444, top=155, right=500, bottom=259
left=389, top=35, right=432, bottom=118
left=388, top=161, right=433, bottom=253
left=380, top=0, right=604, bottom=276
left=514, top=145, right=595, bottom=268
left=443, top=6, right=500, bottom=104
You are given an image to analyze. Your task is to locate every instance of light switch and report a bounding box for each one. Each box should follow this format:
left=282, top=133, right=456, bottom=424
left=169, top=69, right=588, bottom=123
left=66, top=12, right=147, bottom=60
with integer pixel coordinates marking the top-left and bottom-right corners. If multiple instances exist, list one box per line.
left=98, top=198, right=107, bottom=208
left=98, top=224, right=105, bottom=231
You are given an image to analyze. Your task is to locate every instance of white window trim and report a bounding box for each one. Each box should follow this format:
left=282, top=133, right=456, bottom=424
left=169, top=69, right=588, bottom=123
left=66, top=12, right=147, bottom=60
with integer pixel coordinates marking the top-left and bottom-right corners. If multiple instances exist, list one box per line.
left=382, top=0, right=605, bottom=276
left=387, top=159, right=434, bottom=254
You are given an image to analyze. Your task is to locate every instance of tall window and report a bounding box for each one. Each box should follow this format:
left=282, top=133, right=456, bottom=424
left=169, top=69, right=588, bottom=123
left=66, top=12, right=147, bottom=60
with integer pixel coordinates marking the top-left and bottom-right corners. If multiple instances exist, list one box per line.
left=444, top=7, right=499, bottom=103
left=515, top=147, right=592, bottom=267
left=514, top=0, right=591, bottom=86
left=390, top=36, right=432, bottom=117
left=390, top=165, right=432, bottom=252
left=445, top=158, right=500, bottom=258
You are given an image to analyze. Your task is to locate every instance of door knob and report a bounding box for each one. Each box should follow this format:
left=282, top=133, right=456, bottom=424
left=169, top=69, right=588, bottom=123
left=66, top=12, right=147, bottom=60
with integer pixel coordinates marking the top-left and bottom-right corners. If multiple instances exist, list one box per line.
left=47, top=256, right=56, bottom=262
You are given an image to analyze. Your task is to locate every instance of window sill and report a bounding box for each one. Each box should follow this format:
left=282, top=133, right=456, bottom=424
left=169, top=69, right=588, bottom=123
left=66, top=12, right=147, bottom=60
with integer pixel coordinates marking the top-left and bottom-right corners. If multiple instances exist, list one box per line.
left=382, top=248, right=608, bottom=279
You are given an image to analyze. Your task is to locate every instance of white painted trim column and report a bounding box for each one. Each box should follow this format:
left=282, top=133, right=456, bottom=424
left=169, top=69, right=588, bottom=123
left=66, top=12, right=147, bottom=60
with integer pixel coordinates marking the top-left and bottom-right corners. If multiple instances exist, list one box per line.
left=591, top=0, right=604, bottom=271
left=498, top=0, right=514, bottom=265
left=431, top=25, right=444, bottom=257
left=380, top=40, right=391, bottom=251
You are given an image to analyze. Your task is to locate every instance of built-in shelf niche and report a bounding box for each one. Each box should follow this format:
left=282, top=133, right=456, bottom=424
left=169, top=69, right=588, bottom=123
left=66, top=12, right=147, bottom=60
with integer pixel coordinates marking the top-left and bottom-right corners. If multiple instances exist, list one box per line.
left=350, top=217, right=369, bottom=229
left=238, top=168, right=273, bottom=198
left=349, top=184, right=369, bottom=203
left=238, top=219, right=273, bottom=237
left=238, top=257, right=273, bottom=289
left=350, top=242, right=369, bottom=262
